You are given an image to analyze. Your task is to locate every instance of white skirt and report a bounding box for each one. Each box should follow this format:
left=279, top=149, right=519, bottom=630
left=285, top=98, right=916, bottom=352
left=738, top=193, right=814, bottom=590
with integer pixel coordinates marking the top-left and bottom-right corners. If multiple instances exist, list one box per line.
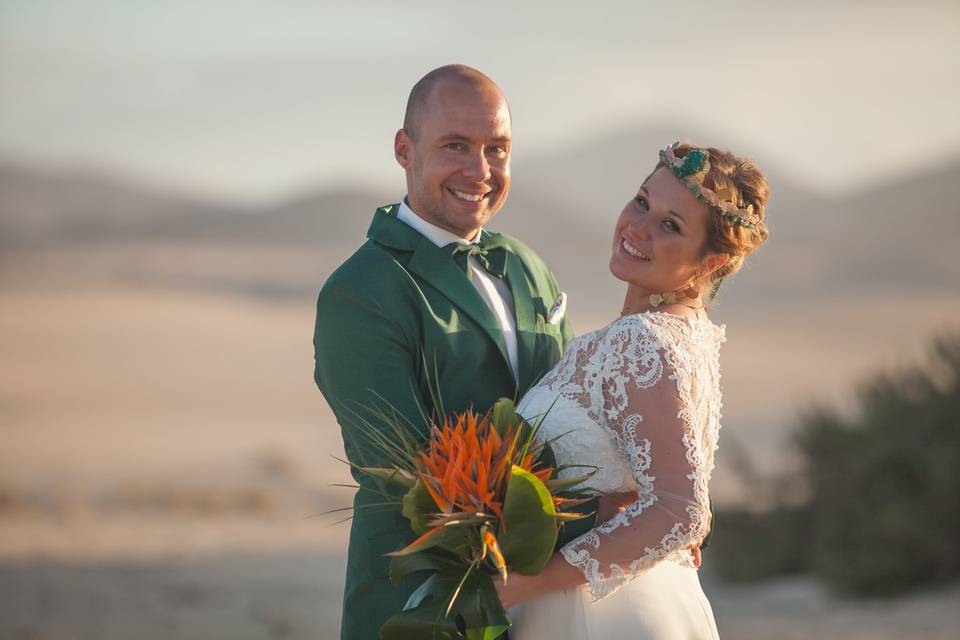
left=507, top=560, right=719, bottom=640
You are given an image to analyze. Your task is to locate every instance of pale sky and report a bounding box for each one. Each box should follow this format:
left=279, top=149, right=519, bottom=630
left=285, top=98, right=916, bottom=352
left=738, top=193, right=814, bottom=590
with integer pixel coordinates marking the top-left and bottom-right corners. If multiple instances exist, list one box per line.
left=1, top=0, right=958, bottom=204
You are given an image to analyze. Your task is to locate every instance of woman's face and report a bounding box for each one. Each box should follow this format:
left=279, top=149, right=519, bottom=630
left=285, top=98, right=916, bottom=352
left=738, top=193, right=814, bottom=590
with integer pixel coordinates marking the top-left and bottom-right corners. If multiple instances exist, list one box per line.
left=609, top=166, right=716, bottom=293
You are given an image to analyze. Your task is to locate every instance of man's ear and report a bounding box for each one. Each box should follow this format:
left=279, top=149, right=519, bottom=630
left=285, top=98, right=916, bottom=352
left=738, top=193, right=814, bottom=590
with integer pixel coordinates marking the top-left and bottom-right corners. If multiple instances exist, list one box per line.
left=394, top=129, right=412, bottom=169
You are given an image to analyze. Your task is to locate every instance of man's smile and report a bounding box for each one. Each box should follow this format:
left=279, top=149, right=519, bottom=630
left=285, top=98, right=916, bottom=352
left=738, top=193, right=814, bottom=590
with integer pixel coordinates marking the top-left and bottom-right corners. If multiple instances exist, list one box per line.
left=448, top=188, right=491, bottom=202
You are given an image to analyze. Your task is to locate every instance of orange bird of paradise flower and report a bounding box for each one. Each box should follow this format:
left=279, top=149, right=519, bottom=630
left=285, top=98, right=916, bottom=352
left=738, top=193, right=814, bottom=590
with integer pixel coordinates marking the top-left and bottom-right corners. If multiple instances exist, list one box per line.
left=416, top=411, right=552, bottom=522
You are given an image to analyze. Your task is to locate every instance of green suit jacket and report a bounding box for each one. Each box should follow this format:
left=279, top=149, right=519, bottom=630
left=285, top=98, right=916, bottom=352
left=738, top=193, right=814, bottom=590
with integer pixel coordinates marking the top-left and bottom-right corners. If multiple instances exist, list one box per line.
left=314, top=204, right=577, bottom=640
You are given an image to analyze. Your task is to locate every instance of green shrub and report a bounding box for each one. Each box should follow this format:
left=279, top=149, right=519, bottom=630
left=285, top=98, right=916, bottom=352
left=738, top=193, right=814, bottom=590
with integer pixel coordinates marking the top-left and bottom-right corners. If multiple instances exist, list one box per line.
left=713, top=332, right=960, bottom=596
left=709, top=505, right=812, bottom=583
left=795, top=333, right=960, bottom=595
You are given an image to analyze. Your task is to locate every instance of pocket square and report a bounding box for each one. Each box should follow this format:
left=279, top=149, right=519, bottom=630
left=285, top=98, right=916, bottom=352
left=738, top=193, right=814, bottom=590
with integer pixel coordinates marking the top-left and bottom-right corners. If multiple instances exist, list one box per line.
left=546, top=292, right=567, bottom=325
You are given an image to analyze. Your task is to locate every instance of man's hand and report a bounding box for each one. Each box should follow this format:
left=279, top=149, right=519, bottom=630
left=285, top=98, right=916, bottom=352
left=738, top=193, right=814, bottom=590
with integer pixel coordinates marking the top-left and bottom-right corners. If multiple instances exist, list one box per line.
left=596, top=491, right=636, bottom=522
left=690, top=545, right=702, bottom=568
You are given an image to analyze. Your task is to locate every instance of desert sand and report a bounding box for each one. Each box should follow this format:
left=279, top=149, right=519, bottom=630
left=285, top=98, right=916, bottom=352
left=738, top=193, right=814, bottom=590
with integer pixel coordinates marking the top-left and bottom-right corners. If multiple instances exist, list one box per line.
left=2, top=282, right=958, bottom=639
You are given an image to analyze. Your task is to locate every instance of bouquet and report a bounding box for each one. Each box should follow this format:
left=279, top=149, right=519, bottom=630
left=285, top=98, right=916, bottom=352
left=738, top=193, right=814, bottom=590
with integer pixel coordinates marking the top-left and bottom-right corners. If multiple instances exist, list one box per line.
left=348, top=397, right=594, bottom=640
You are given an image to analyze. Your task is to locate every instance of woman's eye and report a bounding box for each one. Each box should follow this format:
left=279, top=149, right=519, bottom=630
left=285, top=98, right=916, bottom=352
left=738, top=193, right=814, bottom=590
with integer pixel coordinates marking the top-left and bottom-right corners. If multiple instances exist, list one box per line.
left=634, top=196, right=648, bottom=209
left=663, top=219, right=680, bottom=232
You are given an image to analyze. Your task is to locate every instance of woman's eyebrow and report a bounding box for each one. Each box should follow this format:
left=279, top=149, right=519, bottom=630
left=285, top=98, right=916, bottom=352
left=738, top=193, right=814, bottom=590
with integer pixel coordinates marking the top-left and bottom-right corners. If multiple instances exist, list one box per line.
left=642, top=186, right=687, bottom=224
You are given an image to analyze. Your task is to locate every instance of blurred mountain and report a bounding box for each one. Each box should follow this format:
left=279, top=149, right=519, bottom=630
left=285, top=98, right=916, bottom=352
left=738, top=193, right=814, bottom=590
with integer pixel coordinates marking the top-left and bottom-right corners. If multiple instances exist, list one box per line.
left=0, top=162, right=236, bottom=248
left=0, top=161, right=389, bottom=249
left=828, top=157, right=960, bottom=290
left=2, top=129, right=958, bottom=306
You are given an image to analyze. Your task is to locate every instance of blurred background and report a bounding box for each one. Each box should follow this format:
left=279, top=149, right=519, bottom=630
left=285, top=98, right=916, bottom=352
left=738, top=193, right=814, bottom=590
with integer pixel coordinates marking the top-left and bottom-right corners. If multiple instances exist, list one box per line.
left=2, top=1, right=959, bottom=638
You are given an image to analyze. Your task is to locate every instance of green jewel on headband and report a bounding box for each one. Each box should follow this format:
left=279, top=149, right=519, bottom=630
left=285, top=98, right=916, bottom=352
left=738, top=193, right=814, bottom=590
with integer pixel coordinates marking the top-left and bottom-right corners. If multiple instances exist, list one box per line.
left=659, top=142, right=761, bottom=229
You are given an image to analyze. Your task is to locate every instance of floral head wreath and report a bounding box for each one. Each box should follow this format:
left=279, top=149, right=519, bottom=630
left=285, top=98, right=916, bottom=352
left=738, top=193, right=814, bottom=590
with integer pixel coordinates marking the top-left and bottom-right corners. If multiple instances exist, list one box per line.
left=659, top=142, right=762, bottom=229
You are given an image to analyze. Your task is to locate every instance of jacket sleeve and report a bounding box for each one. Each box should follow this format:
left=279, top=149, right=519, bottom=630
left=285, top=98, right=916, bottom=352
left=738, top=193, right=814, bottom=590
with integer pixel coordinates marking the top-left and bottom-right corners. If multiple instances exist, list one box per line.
left=313, top=273, right=429, bottom=472
left=557, top=318, right=712, bottom=600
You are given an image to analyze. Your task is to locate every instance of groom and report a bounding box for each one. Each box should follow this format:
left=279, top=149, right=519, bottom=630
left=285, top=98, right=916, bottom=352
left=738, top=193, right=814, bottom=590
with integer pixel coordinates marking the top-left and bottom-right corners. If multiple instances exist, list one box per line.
left=314, top=65, right=589, bottom=639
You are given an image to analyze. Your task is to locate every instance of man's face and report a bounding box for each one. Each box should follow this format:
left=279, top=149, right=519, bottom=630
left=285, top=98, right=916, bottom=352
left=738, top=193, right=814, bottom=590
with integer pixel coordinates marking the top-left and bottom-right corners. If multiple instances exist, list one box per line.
left=395, top=80, right=512, bottom=239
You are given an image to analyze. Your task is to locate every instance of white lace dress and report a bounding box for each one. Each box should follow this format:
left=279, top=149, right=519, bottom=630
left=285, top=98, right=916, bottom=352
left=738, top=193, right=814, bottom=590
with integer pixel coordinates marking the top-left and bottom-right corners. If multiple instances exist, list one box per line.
left=509, top=311, right=724, bottom=640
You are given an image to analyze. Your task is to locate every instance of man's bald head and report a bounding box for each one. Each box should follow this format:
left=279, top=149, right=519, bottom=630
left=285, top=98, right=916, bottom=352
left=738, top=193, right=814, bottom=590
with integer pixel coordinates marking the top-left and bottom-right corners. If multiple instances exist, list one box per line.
left=394, top=64, right=512, bottom=239
left=402, top=64, right=509, bottom=139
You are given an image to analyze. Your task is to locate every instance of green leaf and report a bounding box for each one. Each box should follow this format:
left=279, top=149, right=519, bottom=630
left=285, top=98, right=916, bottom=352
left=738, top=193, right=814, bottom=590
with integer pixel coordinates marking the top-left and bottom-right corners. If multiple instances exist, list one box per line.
left=497, top=465, right=559, bottom=575
left=380, top=569, right=509, bottom=640
left=388, top=549, right=462, bottom=585
left=380, top=595, right=460, bottom=639
left=402, top=480, right=441, bottom=535
left=544, top=472, right=595, bottom=492
left=489, top=397, right=523, bottom=436
left=555, top=511, right=594, bottom=522
left=554, top=496, right=596, bottom=509
left=356, top=466, right=417, bottom=489
left=432, top=512, right=495, bottom=529
left=389, top=525, right=466, bottom=557
left=457, top=570, right=510, bottom=640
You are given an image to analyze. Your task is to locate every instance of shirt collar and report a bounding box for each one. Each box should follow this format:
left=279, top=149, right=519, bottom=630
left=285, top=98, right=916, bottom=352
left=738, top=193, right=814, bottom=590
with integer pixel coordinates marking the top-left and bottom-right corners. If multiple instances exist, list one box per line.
left=397, top=198, right=481, bottom=248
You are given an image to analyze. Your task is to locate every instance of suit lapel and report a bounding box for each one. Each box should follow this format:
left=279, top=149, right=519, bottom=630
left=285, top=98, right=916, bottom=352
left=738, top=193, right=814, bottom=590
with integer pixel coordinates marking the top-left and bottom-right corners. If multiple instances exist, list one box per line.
left=368, top=206, right=514, bottom=378
left=407, top=243, right=512, bottom=370
left=503, top=252, right=538, bottom=392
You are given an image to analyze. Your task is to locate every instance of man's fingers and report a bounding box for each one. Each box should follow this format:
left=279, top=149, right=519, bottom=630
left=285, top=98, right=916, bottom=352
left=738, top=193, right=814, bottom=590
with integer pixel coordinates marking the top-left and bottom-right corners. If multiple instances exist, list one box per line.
left=690, top=546, right=702, bottom=568
left=597, top=491, right=638, bottom=522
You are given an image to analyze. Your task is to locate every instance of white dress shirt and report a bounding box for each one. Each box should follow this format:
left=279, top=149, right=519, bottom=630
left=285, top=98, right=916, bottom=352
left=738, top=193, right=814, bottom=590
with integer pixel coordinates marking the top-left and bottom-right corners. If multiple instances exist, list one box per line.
left=397, top=199, right=519, bottom=384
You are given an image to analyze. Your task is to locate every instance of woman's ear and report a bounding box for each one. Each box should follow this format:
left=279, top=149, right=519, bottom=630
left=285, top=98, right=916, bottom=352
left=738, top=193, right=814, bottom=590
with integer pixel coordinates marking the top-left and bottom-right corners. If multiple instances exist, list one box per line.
left=701, top=253, right=729, bottom=278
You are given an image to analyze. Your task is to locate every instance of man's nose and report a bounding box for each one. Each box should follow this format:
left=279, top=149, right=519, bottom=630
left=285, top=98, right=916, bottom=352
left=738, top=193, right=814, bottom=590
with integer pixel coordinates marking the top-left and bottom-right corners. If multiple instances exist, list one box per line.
left=461, top=150, right=491, bottom=181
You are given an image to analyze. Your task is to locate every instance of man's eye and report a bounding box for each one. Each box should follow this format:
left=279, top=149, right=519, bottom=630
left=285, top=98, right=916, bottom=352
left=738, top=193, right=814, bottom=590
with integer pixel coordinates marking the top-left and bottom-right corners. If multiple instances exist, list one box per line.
left=488, top=145, right=508, bottom=154
left=445, top=142, right=465, bottom=151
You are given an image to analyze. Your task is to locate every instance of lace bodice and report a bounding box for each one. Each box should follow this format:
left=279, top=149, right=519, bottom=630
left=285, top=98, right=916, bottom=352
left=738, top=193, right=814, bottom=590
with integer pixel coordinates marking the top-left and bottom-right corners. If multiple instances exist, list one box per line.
left=517, top=311, right=725, bottom=601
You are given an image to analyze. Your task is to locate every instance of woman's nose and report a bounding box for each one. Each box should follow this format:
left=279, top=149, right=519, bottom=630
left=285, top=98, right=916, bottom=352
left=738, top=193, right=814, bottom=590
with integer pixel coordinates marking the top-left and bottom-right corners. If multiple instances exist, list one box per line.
left=626, top=215, right=651, bottom=240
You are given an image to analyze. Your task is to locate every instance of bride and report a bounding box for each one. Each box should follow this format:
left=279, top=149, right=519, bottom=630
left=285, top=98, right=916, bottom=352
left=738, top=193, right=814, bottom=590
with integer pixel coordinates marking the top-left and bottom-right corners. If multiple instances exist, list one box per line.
left=497, top=142, right=770, bottom=639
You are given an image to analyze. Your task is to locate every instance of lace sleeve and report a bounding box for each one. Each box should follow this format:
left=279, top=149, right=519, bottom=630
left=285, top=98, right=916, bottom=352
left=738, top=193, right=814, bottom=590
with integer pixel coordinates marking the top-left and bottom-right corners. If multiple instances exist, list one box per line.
left=558, top=315, right=712, bottom=600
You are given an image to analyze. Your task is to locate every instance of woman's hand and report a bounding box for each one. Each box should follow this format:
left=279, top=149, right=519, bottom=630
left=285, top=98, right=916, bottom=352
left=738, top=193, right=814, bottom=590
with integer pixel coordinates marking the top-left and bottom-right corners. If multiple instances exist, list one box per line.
left=493, top=572, right=531, bottom=610
left=597, top=490, right=703, bottom=568
left=494, top=554, right=587, bottom=609
left=494, top=490, right=705, bottom=610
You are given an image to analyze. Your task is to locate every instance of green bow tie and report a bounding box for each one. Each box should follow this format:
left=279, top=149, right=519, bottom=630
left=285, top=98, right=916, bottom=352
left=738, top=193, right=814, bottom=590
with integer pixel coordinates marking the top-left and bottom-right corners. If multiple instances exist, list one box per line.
left=448, top=239, right=508, bottom=280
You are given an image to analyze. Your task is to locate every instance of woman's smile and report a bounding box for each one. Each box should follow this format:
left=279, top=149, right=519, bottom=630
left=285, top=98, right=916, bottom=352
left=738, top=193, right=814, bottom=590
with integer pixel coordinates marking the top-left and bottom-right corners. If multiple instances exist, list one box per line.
left=619, top=237, right=651, bottom=261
